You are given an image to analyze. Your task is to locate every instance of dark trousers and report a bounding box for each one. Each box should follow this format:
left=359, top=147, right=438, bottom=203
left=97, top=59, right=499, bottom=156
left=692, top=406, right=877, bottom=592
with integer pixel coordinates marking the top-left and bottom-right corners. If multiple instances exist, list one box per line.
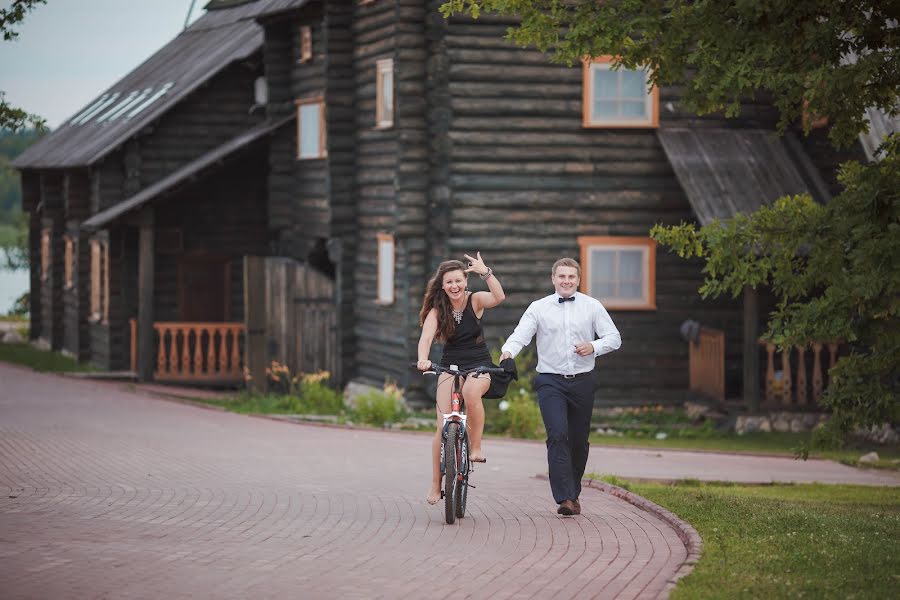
left=534, top=373, right=595, bottom=504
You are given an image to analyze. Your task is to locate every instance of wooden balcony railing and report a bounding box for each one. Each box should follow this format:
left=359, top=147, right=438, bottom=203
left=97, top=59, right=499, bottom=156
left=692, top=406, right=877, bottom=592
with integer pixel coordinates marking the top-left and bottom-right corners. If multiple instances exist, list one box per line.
left=759, top=340, right=840, bottom=406
left=688, top=327, right=725, bottom=401
left=130, top=319, right=245, bottom=383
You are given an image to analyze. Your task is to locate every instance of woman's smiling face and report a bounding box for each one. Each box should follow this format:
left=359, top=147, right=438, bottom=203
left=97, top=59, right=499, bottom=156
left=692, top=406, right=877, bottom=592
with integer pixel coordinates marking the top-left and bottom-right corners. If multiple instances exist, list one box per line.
left=442, top=269, right=467, bottom=303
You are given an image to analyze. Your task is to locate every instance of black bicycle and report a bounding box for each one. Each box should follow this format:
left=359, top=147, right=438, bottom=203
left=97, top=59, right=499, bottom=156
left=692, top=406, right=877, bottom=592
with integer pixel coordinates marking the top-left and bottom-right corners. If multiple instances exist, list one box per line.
left=414, top=363, right=505, bottom=524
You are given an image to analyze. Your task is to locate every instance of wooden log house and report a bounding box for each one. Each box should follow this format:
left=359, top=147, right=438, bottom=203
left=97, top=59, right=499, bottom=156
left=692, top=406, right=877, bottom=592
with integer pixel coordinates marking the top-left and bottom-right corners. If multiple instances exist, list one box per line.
left=13, top=0, right=861, bottom=407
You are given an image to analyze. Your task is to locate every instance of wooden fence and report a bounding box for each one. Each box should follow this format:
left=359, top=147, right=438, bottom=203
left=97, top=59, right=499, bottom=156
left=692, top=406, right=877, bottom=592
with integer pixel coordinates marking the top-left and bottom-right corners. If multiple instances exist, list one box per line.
left=243, top=256, right=337, bottom=393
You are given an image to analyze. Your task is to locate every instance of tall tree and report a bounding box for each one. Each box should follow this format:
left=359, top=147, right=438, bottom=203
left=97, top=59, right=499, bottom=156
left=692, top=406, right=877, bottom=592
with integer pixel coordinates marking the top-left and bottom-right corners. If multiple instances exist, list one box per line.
left=441, top=0, right=899, bottom=445
left=1, top=0, right=48, bottom=131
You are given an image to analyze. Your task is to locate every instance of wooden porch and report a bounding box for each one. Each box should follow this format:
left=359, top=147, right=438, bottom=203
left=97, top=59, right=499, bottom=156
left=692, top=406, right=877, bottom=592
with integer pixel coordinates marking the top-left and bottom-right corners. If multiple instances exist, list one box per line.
left=688, top=326, right=841, bottom=408
left=130, top=319, right=245, bottom=384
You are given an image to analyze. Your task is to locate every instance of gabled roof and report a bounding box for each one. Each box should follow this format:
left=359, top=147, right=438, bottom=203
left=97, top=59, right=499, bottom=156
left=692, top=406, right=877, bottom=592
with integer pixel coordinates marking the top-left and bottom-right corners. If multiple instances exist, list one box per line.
left=13, top=0, right=308, bottom=170
left=658, top=128, right=832, bottom=226
left=82, top=115, right=293, bottom=230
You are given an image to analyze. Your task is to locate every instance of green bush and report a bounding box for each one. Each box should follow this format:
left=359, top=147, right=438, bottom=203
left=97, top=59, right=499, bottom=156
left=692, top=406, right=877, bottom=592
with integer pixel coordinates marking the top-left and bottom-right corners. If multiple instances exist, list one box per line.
left=300, top=379, right=343, bottom=414
left=506, top=390, right=545, bottom=439
left=353, top=393, right=404, bottom=426
left=353, top=381, right=407, bottom=426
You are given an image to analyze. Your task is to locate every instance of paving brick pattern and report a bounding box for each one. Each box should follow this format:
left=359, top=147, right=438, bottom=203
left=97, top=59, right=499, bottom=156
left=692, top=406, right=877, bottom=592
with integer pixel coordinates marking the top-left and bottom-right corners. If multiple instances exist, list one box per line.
left=0, top=363, right=689, bottom=599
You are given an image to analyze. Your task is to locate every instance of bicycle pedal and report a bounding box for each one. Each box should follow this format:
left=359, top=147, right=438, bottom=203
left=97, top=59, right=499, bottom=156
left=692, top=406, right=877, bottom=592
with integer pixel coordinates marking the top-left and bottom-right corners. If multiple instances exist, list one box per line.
left=466, top=483, right=476, bottom=489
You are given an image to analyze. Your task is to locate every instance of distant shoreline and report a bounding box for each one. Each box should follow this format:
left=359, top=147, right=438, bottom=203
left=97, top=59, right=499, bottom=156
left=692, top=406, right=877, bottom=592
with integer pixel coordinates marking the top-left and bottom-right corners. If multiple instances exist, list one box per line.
left=0, top=269, right=28, bottom=314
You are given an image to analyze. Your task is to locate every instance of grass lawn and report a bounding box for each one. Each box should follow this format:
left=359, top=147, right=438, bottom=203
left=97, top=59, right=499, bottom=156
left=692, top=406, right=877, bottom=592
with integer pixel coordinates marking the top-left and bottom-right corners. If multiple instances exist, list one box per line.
left=589, top=431, right=900, bottom=469
left=595, top=476, right=900, bottom=599
left=0, top=343, right=94, bottom=373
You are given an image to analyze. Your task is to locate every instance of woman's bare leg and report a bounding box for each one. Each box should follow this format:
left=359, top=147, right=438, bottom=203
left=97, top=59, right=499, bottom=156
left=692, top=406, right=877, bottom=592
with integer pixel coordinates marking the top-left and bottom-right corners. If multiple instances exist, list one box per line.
left=463, top=375, right=491, bottom=462
left=427, top=373, right=453, bottom=504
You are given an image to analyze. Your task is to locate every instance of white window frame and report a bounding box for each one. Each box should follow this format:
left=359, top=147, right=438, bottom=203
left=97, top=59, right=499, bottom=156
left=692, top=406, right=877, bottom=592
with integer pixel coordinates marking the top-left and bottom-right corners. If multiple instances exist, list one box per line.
left=375, top=58, right=394, bottom=129
left=295, top=97, right=326, bottom=159
left=583, top=57, right=659, bottom=128
left=578, top=236, right=657, bottom=310
left=376, top=233, right=395, bottom=305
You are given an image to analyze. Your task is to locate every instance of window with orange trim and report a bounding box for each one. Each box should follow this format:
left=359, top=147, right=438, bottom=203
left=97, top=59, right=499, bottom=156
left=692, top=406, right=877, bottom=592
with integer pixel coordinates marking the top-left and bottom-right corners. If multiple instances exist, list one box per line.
left=578, top=236, right=656, bottom=310
left=583, top=57, right=659, bottom=128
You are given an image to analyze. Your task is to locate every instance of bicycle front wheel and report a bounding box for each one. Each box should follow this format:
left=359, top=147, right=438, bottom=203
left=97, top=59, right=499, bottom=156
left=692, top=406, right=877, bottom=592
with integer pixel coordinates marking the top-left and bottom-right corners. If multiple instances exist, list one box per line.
left=444, top=422, right=459, bottom=525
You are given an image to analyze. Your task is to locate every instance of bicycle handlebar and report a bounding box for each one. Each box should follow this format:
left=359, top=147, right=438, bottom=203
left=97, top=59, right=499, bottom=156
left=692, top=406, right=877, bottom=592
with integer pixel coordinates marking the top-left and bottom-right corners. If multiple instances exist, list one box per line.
left=409, top=363, right=506, bottom=376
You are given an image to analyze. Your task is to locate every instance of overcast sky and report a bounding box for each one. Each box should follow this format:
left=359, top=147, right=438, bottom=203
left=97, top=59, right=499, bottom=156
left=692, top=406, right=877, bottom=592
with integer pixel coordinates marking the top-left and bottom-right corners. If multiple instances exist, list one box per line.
left=0, top=0, right=205, bottom=129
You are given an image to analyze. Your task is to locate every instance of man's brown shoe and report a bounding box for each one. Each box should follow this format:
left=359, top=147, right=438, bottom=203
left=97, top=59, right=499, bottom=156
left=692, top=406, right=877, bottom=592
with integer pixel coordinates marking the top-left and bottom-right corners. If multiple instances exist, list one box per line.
left=557, top=500, right=576, bottom=516
left=573, top=499, right=581, bottom=515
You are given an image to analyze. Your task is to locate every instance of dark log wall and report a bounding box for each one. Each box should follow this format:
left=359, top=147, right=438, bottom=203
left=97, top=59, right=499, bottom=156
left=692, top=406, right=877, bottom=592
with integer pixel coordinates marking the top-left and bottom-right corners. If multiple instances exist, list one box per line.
left=38, top=172, right=64, bottom=351
left=138, top=62, right=264, bottom=189
left=264, top=4, right=331, bottom=264
left=324, top=1, right=358, bottom=382
left=85, top=157, right=123, bottom=369
left=351, top=0, right=406, bottom=386
left=151, top=150, right=270, bottom=323
left=434, top=15, right=762, bottom=404
left=62, top=170, right=91, bottom=360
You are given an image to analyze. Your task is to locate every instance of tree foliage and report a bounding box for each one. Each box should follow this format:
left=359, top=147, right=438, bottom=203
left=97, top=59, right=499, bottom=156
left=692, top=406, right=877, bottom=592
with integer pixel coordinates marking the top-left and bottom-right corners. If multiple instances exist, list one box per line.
left=0, top=129, right=42, bottom=270
left=0, top=0, right=47, bottom=132
left=441, top=1, right=900, bottom=442
left=441, top=0, right=900, bottom=147
left=651, top=137, right=899, bottom=442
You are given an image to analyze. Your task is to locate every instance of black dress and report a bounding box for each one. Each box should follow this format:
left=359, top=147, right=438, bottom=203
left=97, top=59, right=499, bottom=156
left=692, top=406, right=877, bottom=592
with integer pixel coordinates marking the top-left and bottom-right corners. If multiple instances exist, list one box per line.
left=440, top=293, right=492, bottom=369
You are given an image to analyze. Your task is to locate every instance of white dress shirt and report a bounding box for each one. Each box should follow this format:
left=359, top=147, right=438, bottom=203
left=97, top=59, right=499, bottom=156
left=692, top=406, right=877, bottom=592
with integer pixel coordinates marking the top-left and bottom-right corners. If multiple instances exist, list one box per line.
left=501, top=292, right=621, bottom=376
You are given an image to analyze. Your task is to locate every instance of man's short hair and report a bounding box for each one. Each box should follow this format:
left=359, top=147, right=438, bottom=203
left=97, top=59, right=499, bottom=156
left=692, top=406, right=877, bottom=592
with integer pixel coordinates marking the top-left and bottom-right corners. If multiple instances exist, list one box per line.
left=552, top=257, right=581, bottom=278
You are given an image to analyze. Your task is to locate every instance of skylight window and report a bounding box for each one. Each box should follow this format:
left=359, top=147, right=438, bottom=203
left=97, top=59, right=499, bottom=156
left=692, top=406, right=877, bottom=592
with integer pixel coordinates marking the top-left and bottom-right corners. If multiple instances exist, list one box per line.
left=126, top=82, right=174, bottom=119
left=95, top=91, right=138, bottom=123
left=69, top=93, right=120, bottom=125
left=97, top=88, right=152, bottom=123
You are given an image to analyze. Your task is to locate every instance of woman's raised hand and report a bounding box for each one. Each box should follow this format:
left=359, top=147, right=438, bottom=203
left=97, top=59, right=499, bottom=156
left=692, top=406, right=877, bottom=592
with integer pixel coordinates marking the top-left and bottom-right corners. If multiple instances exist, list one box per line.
left=463, top=251, right=488, bottom=276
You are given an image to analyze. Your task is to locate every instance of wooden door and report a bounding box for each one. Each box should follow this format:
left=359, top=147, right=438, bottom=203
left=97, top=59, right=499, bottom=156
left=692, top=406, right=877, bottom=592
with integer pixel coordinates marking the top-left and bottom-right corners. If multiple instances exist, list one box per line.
left=179, top=255, right=229, bottom=322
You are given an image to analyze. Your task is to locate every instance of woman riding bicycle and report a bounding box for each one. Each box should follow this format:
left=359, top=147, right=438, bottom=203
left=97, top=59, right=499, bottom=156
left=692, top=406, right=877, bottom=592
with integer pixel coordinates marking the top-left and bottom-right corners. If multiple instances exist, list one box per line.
left=416, top=253, right=505, bottom=505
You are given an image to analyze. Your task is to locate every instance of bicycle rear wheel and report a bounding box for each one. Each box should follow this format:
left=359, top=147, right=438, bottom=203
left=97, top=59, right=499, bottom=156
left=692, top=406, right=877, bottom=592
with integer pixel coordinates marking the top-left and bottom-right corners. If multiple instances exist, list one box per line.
left=444, top=422, right=459, bottom=524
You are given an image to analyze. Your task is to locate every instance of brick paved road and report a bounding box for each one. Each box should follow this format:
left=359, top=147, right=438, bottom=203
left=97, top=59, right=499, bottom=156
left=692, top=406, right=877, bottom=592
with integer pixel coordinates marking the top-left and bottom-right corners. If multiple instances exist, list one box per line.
left=0, top=363, right=690, bottom=600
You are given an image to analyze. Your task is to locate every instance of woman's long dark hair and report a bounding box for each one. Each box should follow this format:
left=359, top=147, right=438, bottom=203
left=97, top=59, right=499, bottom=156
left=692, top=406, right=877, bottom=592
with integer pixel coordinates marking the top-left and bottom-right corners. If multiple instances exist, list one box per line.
left=420, top=260, right=467, bottom=342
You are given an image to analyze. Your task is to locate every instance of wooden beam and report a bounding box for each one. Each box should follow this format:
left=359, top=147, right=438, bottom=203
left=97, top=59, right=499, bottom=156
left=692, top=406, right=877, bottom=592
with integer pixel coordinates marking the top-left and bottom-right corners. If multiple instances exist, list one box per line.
left=137, top=207, right=155, bottom=381
left=243, top=255, right=268, bottom=394
left=743, top=285, right=760, bottom=411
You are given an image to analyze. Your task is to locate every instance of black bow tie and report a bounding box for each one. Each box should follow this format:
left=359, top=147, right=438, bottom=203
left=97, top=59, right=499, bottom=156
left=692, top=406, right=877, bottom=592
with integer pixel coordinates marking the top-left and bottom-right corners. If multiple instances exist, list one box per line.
left=558, top=296, right=575, bottom=303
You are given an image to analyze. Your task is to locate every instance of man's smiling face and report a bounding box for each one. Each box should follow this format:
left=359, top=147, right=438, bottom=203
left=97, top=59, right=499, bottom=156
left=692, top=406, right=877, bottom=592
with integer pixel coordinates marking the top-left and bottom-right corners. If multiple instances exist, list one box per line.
left=552, top=265, right=579, bottom=298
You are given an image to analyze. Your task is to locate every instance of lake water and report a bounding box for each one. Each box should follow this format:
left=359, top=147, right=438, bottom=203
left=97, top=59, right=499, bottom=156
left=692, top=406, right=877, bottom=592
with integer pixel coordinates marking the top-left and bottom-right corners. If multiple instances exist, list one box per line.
left=0, top=269, right=28, bottom=315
